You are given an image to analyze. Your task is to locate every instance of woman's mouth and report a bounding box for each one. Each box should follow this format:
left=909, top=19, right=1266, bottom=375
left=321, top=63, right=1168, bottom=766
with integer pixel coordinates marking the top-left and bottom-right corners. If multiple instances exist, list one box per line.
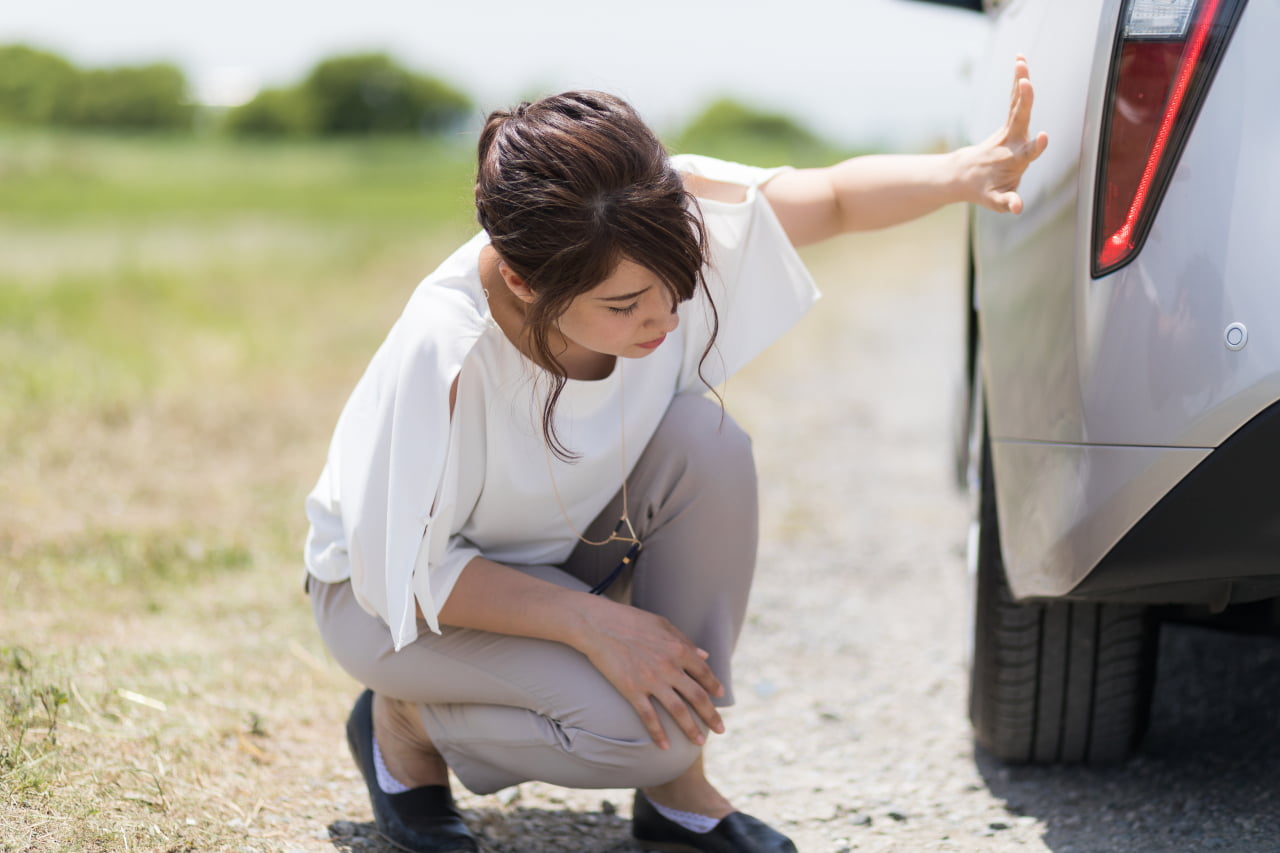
left=637, top=334, right=666, bottom=350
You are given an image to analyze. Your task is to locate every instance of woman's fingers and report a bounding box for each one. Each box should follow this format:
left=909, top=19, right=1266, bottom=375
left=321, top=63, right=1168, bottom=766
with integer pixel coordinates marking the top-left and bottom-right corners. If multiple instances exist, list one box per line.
left=1008, top=55, right=1029, bottom=118
left=998, top=191, right=1024, bottom=215
left=586, top=607, right=728, bottom=749
left=679, top=672, right=725, bottom=735
left=656, top=688, right=708, bottom=748
left=630, top=694, right=671, bottom=751
left=967, top=55, right=1047, bottom=215
left=622, top=657, right=725, bottom=749
left=689, top=649, right=725, bottom=699
left=627, top=680, right=712, bottom=750
left=654, top=670, right=727, bottom=746
left=1009, top=76, right=1035, bottom=142
left=1030, top=131, right=1050, bottom=160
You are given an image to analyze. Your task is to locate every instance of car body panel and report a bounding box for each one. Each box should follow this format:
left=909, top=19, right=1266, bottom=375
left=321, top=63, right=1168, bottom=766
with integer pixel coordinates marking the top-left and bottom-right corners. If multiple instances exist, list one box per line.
left=991, top=440, right=1208, bottom=597
left=1081, top=1, right=1280, bottom=449
left=965, top=0, right=1113, bottom=447
left=956, top=0, right=1276, bottom=601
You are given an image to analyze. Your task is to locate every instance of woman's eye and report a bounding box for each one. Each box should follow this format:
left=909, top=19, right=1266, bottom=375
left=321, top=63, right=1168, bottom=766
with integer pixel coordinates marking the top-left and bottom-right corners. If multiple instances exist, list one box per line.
left=608, top=303, right=639, bottom=316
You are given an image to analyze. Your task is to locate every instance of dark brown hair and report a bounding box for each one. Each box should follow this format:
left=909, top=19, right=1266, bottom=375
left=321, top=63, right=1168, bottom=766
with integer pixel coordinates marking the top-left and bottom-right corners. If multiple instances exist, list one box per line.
left=476, top=90, right=717, bottom=459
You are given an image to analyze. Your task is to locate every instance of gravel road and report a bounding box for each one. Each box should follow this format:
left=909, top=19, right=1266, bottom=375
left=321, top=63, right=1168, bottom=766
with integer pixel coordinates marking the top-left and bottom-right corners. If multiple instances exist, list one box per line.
left=323, top=214, right=1280, bottom=853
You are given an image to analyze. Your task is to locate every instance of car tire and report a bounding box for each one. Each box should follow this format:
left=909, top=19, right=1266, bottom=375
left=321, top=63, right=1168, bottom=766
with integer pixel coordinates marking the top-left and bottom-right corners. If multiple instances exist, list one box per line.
left=968, top=416, right=1159, bottom=765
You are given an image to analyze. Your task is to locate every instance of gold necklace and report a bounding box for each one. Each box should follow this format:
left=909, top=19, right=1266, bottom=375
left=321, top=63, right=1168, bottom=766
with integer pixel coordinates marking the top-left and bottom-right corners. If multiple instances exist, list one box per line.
left=541, top=361, right=642, bottom=594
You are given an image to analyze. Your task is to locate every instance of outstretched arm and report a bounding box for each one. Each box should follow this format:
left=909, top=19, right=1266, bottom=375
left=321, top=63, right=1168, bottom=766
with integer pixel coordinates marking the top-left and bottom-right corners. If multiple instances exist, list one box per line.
left=762, top=56, right=1050, bottom=247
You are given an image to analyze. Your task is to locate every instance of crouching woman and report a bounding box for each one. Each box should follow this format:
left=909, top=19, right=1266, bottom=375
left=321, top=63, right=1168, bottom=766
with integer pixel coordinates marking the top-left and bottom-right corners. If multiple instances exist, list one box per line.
left=305, top=71, right=1044, bottom=853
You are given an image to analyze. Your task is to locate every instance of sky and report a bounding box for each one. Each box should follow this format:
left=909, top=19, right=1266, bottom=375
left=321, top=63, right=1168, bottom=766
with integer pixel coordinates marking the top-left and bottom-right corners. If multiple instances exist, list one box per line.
left=0, top=0, right=994, bottom=149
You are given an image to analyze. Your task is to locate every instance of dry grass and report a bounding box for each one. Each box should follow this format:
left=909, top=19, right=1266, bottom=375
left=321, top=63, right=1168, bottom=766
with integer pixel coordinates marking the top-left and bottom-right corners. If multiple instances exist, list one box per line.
left=2, top=363, right=364, bottom=852
left=1, top=171, right=464, bottom=849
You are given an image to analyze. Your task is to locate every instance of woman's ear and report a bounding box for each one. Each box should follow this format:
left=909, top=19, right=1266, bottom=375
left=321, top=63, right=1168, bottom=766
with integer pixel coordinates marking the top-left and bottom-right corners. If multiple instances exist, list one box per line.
left=498, top=261, right=537, bottom=304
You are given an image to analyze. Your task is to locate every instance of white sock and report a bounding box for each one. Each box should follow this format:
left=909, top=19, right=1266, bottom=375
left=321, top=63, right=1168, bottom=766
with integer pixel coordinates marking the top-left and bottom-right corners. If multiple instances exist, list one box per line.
left=646, top=794, right=722, bottom=834
left=372, top=734, right=412, bottom=794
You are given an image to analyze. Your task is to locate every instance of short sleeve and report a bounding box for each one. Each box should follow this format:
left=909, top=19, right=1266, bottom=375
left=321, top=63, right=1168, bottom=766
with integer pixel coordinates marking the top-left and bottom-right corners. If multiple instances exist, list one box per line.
left=303, top=253, right=491, bottom=652
left=672, top=155, right=821, bottom=392
left=410, top=532, right=482, bottom=633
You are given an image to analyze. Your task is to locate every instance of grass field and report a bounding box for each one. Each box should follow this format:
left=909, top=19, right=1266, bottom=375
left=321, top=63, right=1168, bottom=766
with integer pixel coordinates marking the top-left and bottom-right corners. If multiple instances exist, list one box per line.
left=0, top=130, right=948, bottom=852
left=1, top=131, right=491, bottom=851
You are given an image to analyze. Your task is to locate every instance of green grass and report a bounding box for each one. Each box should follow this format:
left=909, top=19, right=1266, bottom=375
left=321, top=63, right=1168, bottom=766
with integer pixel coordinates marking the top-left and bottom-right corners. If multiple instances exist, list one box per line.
left=667, top=132, right=862, bottom=171
left=0, top=131, right=481, bottom=422
left=0, top=130, right=480, bottom=225
left=2, top=647, right=70, bottom=796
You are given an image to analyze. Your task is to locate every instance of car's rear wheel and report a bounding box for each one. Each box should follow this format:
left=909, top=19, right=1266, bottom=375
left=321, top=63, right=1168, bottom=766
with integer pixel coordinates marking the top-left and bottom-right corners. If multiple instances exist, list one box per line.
left=968, top=410, right=1158, bottom=764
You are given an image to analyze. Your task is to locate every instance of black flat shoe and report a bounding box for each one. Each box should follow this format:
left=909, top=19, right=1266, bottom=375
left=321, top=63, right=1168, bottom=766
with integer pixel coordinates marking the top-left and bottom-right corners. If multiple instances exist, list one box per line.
left=631, top=790, right=798, bottom=853
left=345, top=689, right=478, bottom=853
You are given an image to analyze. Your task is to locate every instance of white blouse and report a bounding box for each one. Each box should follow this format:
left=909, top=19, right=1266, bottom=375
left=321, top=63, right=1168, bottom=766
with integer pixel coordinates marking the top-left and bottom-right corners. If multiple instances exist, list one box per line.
left=304, top=154, right=821, bottom=651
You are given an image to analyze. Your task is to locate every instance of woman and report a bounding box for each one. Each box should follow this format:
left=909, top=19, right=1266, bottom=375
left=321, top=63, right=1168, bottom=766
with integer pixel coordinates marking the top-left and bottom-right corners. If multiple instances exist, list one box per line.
left=305, top=61, right=1046, bottom=853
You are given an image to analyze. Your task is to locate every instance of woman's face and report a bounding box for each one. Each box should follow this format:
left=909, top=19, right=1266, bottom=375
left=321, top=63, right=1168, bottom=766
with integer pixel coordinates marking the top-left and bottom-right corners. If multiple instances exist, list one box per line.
left=554, top=257, right=681, bottom=359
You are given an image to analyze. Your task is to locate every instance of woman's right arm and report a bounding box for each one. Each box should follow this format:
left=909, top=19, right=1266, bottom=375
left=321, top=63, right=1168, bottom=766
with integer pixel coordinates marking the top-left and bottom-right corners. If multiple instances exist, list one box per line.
left=434, top=555, right=726, bottom=750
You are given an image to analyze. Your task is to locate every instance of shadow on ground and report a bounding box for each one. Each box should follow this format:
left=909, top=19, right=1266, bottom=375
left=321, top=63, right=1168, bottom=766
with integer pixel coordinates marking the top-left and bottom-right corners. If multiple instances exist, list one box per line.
left=327, top=806, right=637, bottom=853
left=979, top=623, right=1280, bottom=853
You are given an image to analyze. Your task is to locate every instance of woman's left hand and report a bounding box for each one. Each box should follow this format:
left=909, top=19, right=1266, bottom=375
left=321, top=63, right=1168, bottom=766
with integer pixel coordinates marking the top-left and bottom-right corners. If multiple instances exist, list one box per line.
left=764, top=56, right=1050, bottom=243
left=961, top=55, right=1051, bottom=215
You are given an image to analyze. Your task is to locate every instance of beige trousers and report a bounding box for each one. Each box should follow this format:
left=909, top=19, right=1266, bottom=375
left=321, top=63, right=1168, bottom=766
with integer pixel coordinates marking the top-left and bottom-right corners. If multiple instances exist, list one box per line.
left=310, top=393, right=758, bottom=795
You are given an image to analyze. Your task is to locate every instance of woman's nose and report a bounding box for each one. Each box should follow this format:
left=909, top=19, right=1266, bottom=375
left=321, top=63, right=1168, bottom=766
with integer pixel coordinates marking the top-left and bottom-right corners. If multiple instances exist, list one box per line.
left=645, top=291, right=680, bottom=330
left=649, top=307, right=679, bottom=334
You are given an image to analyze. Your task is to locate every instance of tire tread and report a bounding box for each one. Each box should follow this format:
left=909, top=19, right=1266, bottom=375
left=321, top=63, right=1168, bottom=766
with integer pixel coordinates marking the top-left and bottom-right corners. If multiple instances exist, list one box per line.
left=969, top=429, right=1157, bottom=765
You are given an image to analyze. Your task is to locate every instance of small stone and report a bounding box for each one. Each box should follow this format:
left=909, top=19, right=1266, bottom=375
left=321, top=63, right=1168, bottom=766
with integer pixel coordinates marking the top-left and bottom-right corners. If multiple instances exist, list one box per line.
left=313, top=827, right=331, bottom=840
left=989, top=821, right=1010, bottom=831
left=601, top=799, right=617, bottom=816
left=887, top=811, right=909, bottom=823
left=329, top=821, right=358, bottom=838
left=496, top=786, right=520, bottom=806
left=849, top=814, right=873, bottom=827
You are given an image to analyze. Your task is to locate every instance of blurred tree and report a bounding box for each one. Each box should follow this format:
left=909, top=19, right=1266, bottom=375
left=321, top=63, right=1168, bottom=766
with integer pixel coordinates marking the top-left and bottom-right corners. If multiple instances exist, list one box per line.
left=673, top=97, right=837, bottom=168
left=0, top=45, right=78, bottom=125
left=65, top=63, right=194, bottom=130
left=224, top=87, right=316, bottom=136
left=301, top=53, right=470, bottom=135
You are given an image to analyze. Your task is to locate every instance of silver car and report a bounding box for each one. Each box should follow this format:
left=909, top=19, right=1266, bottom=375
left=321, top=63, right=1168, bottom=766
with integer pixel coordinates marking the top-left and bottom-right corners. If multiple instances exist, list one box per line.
left=919, top=0, right=1273, bottom=764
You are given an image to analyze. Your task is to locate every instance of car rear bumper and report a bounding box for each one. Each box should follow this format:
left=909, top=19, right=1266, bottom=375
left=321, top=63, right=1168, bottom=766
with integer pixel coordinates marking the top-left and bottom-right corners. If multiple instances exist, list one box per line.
left=996, top=400, right=1280, bottom=606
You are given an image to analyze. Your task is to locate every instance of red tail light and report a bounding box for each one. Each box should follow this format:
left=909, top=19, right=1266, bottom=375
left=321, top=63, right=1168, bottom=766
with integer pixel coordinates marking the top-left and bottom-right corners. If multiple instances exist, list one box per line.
left=1093, top=0, right=1247, bottom=277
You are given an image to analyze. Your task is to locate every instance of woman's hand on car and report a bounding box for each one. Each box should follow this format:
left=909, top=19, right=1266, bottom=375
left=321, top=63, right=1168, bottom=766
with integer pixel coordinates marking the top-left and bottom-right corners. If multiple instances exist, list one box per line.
left=763, top=55, right=1049, bottom=244
left=576, top=598, right=726, bottom=751
left=962, top=55, right=1050, bottom=215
